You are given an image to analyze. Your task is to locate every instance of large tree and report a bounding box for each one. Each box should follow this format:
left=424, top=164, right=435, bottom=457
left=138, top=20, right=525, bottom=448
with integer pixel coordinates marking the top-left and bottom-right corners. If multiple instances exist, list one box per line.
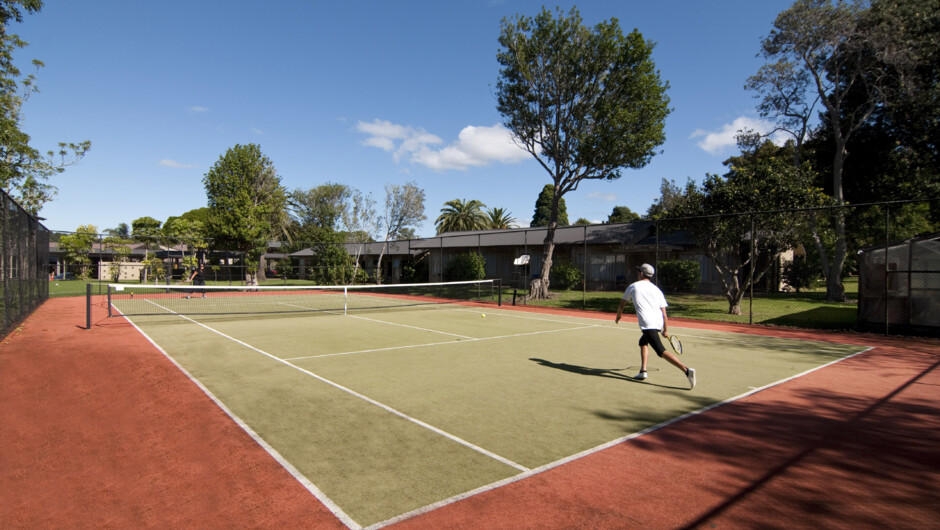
left=287, top=183, right=350, bottom=243
left=607, top=205, right=640, bottom=224
left=0, top=0, right=90, bottom=214
left=530, top=184, right=568, bottom=227
left=753, top=0, right=893, bottom=302
left=340, top=188, right=379, bottom=283
left=646, top=178, right=691, bottom=219
left=375, top=181, right=425, bottom=283
left=57, top=224, right=96, bottom=280
left=203, top=143, right=287, bottom=285
left=496, top=6, right=670, bottom=298
left=285, top=183, right=353, bottom=284
left=131, top=216, right=162, bottom=281
left=668, top=142, right=827, bottom=314
left=435, top=198, right=488, bottom=234
left=486, top=207, right=517, bottom=229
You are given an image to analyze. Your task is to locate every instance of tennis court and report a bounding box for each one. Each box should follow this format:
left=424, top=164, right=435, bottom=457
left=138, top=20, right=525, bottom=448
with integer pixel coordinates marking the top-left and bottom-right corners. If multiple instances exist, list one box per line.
left=3, top=282, right=938, bottom=528
left=105, top=281, right=866, bottom=527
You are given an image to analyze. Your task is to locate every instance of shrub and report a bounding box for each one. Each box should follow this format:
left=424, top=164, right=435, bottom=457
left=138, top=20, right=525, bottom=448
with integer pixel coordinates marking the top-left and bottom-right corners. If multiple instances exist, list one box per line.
left=657, top=260, right=701, bottom=293
left=402, top=256, right=429, bottom=283
left=444, top=252, right=486, bottom=281
left=782, top=255, right=820, bottom=292
left=550, top=260, right=583, bottom=290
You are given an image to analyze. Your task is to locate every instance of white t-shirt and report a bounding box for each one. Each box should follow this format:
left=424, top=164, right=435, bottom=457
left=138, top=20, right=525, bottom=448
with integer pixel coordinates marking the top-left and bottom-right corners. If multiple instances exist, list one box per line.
left=623, top=280, right=668, bottom=330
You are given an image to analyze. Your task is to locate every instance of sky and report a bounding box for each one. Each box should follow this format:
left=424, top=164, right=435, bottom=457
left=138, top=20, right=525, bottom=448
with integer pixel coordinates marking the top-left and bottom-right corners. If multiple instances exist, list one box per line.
left=15, top=0, right=795, bottom=237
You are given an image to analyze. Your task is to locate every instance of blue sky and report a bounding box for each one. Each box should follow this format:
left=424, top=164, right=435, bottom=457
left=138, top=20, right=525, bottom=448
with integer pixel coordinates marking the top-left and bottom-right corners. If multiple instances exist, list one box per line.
left=16, top=0, right=794, bottom=237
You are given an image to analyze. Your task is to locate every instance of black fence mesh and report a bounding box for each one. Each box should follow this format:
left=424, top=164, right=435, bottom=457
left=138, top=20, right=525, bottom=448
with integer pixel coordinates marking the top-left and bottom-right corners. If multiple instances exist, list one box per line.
left=53, top=199, right=939, bottom=336
left=1, top=189, right=49, bottom=338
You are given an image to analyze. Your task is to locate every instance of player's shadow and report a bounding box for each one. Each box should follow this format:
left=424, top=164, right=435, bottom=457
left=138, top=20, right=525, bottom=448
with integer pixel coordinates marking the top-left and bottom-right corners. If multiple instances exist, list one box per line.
left=529, top=358, right=681, bottom=389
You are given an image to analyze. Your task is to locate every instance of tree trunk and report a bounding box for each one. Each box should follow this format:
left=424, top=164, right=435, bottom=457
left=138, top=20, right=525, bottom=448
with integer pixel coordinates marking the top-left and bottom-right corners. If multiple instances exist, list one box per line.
left=257, top=255, right=268, bottom=282
left=375, top=249, right=386, bottom=285
left=827, top=207, right=848, bottom=302
left=534, top=223, right=557, bottom=299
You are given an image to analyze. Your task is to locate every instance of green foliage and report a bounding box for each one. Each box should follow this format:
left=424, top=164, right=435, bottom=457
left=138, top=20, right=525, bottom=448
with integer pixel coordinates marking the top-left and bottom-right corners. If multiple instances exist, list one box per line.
left=0, top=1, right=91, bottom=214
left=131, top=216, right=161, bottom=241
left=607, top=206, right=640, bottom=224
left=444, top=252, right=486, bottom=281
left=656, top=260, right=701, bottom=294
left=435, top=198, right=488, bottom=233
left=382, top=181, right=426, bottom=239
left=486, top=207, right=517, bottom=229
left=306, top=242, right=354, bottom=285
left=203, top=144, right=287, bottom=269
left=497, top=6, right=671, bottom=182
left=531, top=185, right=568, bottom=227
left=58, top=224, right=97, bottom=279
left=103, top=234, right=132, bottom=282
left=141, top=255, right=166, bottom=282
left=783, top=254, right=820, bottom=292
left=496, top=7, right=669, bottom=296
left=401, top=255, right=429, bottom=283
left=647, top=178, right=693, bottom=219
left=549, top=261, right=583, bottom=290
left=667, top=145, right=826, bottom=313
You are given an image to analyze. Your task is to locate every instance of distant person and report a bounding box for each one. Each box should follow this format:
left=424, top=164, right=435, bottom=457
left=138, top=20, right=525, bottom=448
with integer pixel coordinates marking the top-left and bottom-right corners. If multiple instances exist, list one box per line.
left=186, top=263, right=207, bottom=299
left=615, top=263, right=696, bottom=389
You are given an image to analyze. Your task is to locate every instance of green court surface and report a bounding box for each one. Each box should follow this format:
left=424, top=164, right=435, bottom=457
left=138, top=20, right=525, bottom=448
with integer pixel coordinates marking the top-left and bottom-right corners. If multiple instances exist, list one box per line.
left=123, top=303, right=865, bottom=528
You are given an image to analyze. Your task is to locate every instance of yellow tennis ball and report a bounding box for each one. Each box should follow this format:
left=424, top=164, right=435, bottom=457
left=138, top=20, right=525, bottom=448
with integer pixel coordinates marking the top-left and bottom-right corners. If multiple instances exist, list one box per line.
left=481, top=313, right=486, bottom=318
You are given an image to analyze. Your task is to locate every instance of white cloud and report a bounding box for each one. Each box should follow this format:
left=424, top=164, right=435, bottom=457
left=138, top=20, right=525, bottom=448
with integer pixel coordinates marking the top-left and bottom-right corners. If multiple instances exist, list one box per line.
left=186, top=106, right=209, bottom=113
left=159, top=159, right=199, bottom=169
left=357, top=119, right=442, bottom=162
left=357, top=120, right=531, bottom=171
left=587, top=191, right=618, bottom=202
left=690, top=116, right=781, bottom=155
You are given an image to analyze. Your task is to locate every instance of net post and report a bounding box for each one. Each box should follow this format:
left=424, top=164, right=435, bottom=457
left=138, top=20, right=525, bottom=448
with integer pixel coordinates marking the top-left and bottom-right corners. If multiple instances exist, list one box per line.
left=497, top=277, right=502, bottom=306
left=85, top=283, right=92, bottom=329
left=344, top=286, right=348, bottom=315
left=107, top=284, right=112, bottom=318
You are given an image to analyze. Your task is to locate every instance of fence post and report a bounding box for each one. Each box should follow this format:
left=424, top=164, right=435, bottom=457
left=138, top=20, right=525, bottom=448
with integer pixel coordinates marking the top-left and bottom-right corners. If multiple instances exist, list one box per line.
left=749, top=214, right=756, bottom=325
left=86, top=283, right=92, bottom=330
left=582, top=225, right=587, bottom=310
left=884, top=205, right=890, bottom=335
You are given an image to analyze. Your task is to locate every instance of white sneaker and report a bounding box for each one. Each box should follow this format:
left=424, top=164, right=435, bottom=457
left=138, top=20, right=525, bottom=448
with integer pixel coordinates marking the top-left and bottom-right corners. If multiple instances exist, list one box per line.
left=686, top=368, right=696, bottom=389
left=634, top=371, right=648, bottom=381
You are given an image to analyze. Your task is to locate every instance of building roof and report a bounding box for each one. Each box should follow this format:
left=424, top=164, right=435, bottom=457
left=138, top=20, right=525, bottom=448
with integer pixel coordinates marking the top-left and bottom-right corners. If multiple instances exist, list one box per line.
left=286, top=221, right=692, bottom=258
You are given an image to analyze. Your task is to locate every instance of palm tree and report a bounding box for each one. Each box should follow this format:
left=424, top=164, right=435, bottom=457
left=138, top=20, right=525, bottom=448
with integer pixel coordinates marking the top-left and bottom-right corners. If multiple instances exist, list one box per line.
left=435, top=199, right=488, bottom=234
left=104, top=223, right=130, bottom=238
left=486, top=207, right=517, bottom=229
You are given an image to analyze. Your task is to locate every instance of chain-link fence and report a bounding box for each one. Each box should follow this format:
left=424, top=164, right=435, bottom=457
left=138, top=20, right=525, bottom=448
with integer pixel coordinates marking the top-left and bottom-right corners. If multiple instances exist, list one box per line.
left=1, top=188, right=49, bottom=338
left=649, top=200, right=938, bottom=335
left=50, top=199, right=939, bottom=336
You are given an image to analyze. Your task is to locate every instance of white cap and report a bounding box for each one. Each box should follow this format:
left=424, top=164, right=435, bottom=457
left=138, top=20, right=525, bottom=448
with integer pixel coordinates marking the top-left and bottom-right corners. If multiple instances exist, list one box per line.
left=637, top=263, right=655, bottom=277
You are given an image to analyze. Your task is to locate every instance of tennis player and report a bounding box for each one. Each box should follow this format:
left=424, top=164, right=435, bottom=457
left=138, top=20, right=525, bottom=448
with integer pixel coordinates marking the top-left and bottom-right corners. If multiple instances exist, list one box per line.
left=615, top=263, right=696, bottom=389
left=185, top=263, right=207, bottom=299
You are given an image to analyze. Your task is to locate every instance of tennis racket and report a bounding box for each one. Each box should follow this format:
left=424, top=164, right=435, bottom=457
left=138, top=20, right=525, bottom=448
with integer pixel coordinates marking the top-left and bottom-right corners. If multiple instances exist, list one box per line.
left=663, top=332, right=683, bottom=355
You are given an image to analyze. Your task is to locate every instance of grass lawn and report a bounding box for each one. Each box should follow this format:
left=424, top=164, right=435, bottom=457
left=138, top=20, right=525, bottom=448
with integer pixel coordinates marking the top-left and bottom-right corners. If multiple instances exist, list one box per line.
left=53, top=278, right=861, bottom=331
left=518, top=278, right=860, bottom=331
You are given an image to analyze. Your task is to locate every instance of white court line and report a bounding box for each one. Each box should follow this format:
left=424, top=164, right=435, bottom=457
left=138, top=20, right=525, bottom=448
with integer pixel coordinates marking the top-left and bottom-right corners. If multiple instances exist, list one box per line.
left=272, top=300, right=475, bottom=340
left=368, top=344, right=877, bottom=529
left=284, top=324, right=600, bottom=361
left=452, top=306, right=606, bottom=327
left=120, top=312, right=362, bottom=530
left=142, top=301, right=530, bottom=478
left=344, top=313, right=474, bottom=340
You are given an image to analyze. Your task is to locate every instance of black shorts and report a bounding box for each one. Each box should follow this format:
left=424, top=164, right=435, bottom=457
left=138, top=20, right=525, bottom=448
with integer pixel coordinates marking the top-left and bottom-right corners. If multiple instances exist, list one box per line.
left=639, top=329, right=666, bottom=357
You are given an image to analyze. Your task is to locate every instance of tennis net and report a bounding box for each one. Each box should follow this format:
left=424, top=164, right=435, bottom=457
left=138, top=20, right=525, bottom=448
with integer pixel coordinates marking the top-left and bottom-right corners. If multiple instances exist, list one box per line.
left=106, top=280, right=499, bottom=318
